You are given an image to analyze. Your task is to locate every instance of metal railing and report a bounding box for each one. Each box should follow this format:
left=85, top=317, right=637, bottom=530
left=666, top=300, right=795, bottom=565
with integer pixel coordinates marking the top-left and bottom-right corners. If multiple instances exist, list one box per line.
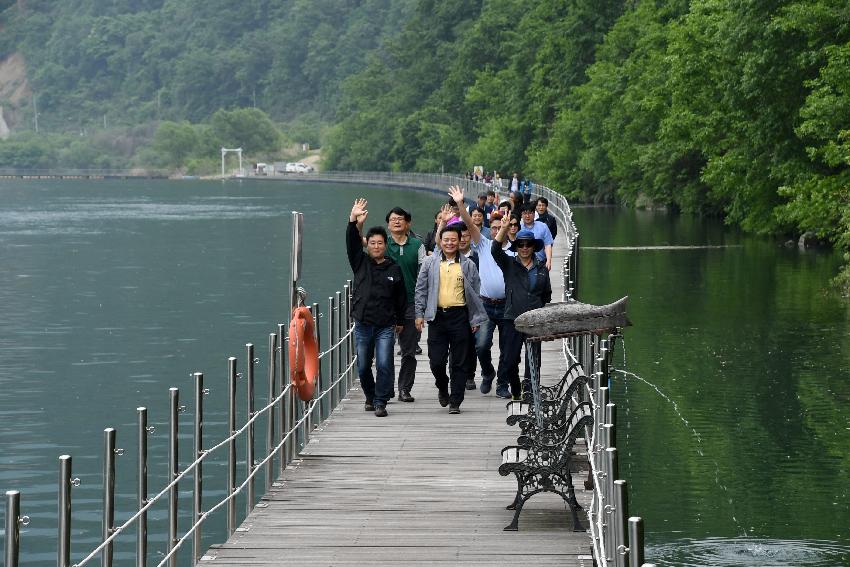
left=3, top=210, right=358, bottom=567
left=0, top=168, right=170, bottom=178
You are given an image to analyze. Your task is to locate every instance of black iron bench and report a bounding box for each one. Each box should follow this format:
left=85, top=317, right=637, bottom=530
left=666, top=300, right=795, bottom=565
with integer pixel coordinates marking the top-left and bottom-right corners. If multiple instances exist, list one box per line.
left=499, top=402, right=593, bottom=531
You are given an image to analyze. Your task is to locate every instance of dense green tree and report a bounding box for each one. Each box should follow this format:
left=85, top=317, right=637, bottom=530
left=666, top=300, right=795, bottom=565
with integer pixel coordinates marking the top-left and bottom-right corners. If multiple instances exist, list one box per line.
left=151, top=121, right=198, bottom=167
left=208, top=108, right=280, bottom=154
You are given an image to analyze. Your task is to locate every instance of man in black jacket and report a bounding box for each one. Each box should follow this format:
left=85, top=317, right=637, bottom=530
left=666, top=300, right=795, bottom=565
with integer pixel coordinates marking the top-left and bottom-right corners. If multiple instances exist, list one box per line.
left=347, top=199, right=407, bottom=417
left=535, top=197, right=558, bottom=240
left=492, top=224, right=552, bottom=399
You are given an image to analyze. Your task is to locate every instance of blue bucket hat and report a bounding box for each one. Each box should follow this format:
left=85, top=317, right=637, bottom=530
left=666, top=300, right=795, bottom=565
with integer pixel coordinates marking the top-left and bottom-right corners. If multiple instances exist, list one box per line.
left=511, top=229, right=544, bottom=252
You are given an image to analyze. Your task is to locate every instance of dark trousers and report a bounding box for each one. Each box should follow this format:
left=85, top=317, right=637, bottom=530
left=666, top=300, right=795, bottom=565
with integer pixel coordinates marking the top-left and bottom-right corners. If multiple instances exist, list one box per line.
left=475, top=301, right=508, bottom=381
left=397, top=303, right=419, bottom=394
left=499, top=320, right=541, bottom=397
left=427, top=307, right=474, bottom=406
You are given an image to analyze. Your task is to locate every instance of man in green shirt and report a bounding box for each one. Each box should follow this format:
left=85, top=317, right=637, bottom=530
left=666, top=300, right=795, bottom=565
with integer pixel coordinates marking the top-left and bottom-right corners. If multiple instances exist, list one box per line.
left=385, top=207, right=426, bottom=402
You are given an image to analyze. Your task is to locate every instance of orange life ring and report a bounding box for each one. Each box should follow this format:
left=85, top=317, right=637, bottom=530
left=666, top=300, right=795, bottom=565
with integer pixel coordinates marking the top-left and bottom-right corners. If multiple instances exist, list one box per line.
left=288, top=307, right=319, bottom=401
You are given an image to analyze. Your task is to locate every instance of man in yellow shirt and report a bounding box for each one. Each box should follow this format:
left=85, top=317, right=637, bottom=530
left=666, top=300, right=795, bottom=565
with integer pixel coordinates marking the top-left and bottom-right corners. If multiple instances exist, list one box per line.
left=414, top=224, right=488, bottom=413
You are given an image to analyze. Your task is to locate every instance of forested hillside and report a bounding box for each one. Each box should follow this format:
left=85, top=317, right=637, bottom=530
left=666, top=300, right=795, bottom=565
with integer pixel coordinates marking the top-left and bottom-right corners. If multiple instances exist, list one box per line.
left=325, top=0, right=850, bottom=287
left=0, top=0, right=415, bottom=130
left=1, top=0, right=849, bottom=286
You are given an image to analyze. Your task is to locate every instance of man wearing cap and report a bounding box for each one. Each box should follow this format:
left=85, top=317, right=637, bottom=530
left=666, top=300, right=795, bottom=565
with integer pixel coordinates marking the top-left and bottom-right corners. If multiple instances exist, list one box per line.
left=347, top=199, right=407, bottom=417
left=449, top=185, right=516, bottom=397
left=414, top=223, right=488, bottom=414
left=519, top=202, right=554, bottom=271
left=384, top=206, right=426, bottom=403
left=492, top=219, right=552, bottom=399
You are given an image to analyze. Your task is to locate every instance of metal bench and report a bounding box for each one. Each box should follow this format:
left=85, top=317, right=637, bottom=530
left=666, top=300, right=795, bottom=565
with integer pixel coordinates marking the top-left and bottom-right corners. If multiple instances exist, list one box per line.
left=499, top=402, right=594, bottom=531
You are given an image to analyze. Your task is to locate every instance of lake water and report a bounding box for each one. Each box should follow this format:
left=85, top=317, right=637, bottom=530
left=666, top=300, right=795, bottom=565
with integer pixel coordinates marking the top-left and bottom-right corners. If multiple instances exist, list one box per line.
left=0, top=180, right=848, bottom=565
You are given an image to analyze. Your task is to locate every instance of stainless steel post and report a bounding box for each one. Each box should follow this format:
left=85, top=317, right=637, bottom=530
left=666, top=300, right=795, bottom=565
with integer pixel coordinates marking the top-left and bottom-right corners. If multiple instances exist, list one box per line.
left=315, top=302, right=328, bottom=421
left=310, top=303, right=320, bottom=424
left=58, top=455, right=72, bottom=567
left=102, top=428, right=116, bottom=567
left=614, top=480, right=629, bottom=567
left=192, top=372, right=204, bottom=562
left=345, top=280, right=353, bottom=389
left=605, top=447, right=619, bottom=563
left=246, top=343, right=256, bottom=514
left=572, top=234, right=580, bottom=300
left=342, top=284, right=351, bottom=390
left=605, top=405, right=617, bottom=449
left=329, top=295, right=338, bottom=410
left=5, top=491, right=21, bottom=567
left=266, top=332, right=277, bottom=490
left=594, top=386, right=609, bottom=455
left=279, top=323, right=289, bottom=470
left=628, top=517, right=645, bottom=567
left=136, top=408, right=148, bottom=567
left=335, top=290, right=343, bottom=400
left=167, top=388, right=179, bottom=567
left=227, top=358, right=237, bottom=536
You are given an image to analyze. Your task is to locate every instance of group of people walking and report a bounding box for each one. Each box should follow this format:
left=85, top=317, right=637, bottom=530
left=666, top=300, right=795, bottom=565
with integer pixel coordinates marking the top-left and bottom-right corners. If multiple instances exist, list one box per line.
left=346, top=185, right=557, bottom=417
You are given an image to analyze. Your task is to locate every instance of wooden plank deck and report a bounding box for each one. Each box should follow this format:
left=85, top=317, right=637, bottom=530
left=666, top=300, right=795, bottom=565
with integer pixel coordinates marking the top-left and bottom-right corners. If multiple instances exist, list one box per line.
left=204, top=236, right=593, bottom=566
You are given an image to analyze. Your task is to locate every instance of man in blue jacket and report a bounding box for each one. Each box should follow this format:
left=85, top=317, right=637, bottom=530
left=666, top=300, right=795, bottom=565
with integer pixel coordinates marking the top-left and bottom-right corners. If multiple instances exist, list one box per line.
left=347, top=199, right=407, bottom=417
left=491, top=222, right=552, bottom=398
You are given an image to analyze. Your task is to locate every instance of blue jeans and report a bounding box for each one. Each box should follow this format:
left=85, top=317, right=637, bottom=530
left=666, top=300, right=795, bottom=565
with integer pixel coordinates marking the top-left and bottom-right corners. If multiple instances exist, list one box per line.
left=354, top=322, right=395, bottom=406
left=474, top=301, right=507, bottom=381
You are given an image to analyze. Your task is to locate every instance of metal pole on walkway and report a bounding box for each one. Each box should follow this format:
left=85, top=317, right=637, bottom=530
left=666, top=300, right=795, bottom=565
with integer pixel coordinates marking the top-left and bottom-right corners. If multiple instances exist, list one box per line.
left=167, top=388, right=179, bottom=567
left=227, top=358, right=237, bottom=536
left=279, top=322, right=290, bottom=470
left=605, top=447, right=619, bottom=564
left=5, top=491, right=21, bottom=567
left=192, top=372, right=205, bottom=562
left=628, top=517, right=645, bottom=567
left=102, top=428, right=117, bottom=567
left=58, top=455, right=73, bottom=567
left=246, top=343, right=256, bottom=514
left=311, top=302, right=323, bottom=422
left=136, top=408, right=149, bottom=567
left=335, top=290, right=343, bottom=400
left=313, top=303, right=330, bottom=422
left=329, top=295, right=337, bottom=410
left=614, top=480, right=629, bottom=567
left=266, top=332, right=276, bottom=491
left=342, top=284, right=350, bottom=390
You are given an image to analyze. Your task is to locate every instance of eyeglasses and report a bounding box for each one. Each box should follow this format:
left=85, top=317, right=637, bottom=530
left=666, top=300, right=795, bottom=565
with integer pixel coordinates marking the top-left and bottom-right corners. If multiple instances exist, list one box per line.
left=515, top=241, right=534, bottom=248
left=509, top=222, right=519, bottom=227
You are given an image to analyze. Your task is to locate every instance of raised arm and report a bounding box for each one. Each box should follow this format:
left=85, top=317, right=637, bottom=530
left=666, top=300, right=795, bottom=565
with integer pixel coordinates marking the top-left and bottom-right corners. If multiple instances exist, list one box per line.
left=347, top=199, right=368, bottom=270
left=491, top=218, right=511, bottom=270
left=448, top=185, right=481, bottom=244
left=432, top=203, right=452, bottom=251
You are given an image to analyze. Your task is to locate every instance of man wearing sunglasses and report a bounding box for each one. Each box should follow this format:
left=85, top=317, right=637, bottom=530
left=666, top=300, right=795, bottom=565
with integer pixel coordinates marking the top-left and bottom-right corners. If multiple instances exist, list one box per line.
left=519, top=202, right=554, bottom=271
left=491, top=219, right=552, bottom=399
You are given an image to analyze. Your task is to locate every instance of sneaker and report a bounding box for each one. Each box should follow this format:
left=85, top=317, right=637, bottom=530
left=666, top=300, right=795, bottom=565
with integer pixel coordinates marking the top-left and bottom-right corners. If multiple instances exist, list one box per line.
left=365, top=401, right=375, bottom=411
left=495, top=388, right=511, bottom=399
left=437, top=390, right=450, bottom=407
left=374, top=405, right=388, bottom=417
left=465, top=378, right=476, bottom=390
left=479, top=375, right=494, bottom=394
left=398, top=390, right=415, bottom=402
left=415, top=346, right=423, bottom=355
left=448, top=405, right=460, bottom=414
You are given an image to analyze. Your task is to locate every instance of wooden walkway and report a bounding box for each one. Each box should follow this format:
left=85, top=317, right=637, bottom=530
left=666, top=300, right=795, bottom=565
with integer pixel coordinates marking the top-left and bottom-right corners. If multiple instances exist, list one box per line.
left=205, top=237, right=593, bottom=566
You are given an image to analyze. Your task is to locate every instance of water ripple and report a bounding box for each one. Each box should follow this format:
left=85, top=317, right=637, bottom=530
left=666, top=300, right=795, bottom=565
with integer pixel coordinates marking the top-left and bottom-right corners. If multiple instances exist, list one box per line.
left=650, top=537, right=850, bottom=566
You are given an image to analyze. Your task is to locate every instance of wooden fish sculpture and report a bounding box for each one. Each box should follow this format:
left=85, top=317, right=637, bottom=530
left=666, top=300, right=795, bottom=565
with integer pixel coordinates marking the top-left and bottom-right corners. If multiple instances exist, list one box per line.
left=514, top=296, right=631, bottom=341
